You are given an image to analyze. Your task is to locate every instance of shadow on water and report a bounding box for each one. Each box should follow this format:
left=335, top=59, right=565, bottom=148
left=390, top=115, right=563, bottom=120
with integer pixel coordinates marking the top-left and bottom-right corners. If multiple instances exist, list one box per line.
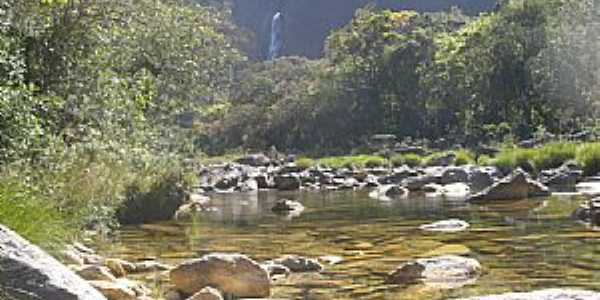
left=95, top=190, right=600, bottom=299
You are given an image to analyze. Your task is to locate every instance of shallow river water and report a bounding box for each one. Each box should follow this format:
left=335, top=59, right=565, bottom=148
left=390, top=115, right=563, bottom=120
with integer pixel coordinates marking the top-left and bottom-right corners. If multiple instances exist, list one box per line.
left=95, top=191, right=600, bottom=299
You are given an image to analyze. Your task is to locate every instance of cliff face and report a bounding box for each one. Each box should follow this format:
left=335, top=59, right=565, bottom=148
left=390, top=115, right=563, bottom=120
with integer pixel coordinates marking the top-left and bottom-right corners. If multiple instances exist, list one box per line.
left=232, top=0, right=497, bottom=59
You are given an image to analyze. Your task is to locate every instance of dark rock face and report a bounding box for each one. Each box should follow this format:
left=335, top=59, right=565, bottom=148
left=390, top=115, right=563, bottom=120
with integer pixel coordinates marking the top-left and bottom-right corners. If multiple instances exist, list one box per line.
left=231, top=0, right=496, bottom=59
left=0, top=225, right=107, bottom=300
left=468, top=169, right=550, bottom=202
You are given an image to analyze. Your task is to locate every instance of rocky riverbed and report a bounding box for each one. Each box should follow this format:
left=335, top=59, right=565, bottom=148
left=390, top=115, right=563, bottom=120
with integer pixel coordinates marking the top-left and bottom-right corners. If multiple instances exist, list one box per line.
left=4, top=156, right=600, bottom=299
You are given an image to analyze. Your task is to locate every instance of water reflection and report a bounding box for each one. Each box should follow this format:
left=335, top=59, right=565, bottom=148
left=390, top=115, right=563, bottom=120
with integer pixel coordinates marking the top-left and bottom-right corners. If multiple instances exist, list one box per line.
left=95, top=191, right=600, bottom=299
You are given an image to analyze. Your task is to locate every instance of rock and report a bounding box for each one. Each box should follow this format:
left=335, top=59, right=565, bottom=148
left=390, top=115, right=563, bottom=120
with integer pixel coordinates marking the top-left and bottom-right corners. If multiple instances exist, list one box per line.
left=236, top=178, right=258, bottom=192
left=88, top=280, right=137, bottom=300
left=271, top=200, right=304, bottom=213
left=441, top=167, right=469, bottom=185
left=573, top=197, right=600, bottom=225
left=164, top=290, right=182, bottom=300
left=468, top=169, right=550, bottom=202
left=403, top=175, right=439, bottom=191
left=74, top=265, right=117, bottom=282
left=215, top=176, right=239, bottom=190
left=134, top=260, right=170, bottom=273
left=274, top=175, right=301, bottom=190
left=440, top=183, right=471, bottom=199
left=105, top=258, right=134, bottom=277
left=468, top=167, right=497, bottom=192
left=318, top=255, right=343, bottom=265
left=0, top=225, right=107, bottom=300
left=271, top=255, right=323, bottom=273
left=539, top=163, right=583, bottom=186
left=386, top=255, right=481, bottom=289
left=235, top=154, right=271, bottom=167
left=457, top=289, right=600, bottom=300
left=62, top=248, right=85, bottom=265
left=187, top=287, right=224, bottom=300
left=254, top=175, right=274, bottom=189
left=170, top=253, right=270, bottom=297
left=428, top=153, right=456, bottom=167
left=261, top=262, right=291, bottom=278
left=420, top=219, right=470, bottom=232
left=369, top=184, right=409, bottom=200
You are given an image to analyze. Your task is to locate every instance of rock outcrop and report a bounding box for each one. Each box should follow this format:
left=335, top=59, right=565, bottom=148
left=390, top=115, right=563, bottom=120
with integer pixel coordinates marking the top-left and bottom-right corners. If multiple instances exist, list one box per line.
left=468, top=169, right=550, bottom=202
left=0, top=225, right=107, bottom=300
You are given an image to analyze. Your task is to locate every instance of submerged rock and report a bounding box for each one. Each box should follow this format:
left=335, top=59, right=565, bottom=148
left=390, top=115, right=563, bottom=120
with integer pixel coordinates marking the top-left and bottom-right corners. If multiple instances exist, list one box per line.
left=0, top=225, right=107, bottom=300
left=420, top=219, right=470, bottom=232
left=387, top=255, right=481, bottom=289
left=468, top=169, right=550, bottom=202
left=272, top=200, right=304, bottom=213
left=169, top=253, right=270, bottom=298
left=271, top=255, right=323, bottom=273
left=457, top=289, right=600, bottom=300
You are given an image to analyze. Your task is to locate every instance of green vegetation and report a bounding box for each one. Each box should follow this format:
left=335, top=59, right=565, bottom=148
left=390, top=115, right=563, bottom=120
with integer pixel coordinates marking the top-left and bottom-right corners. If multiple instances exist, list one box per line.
left=0, top=0, right=599, bottom=249
left=295, top=157, right=317, bottom=169
left=391, top=154, right=423, bottom=167
left=454, top=150, right=476, bottom=166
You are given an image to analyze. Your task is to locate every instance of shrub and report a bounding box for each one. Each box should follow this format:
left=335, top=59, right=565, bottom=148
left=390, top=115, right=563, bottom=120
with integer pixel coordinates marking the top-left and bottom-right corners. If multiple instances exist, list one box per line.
left=0, top=176, right=73, bottom=251
left=317, top=155, right=387, bottom=169
left=364, top=156, right=387, bottom=168
left=577, top=143, right=600, bottom=176
left=390, top=154, right=423, bottom=167
left=296, top=157, right=316, bottom=169
left=532, top=143, right=576, bottom=171
left=454, top=150, right=476, bottom=166
left=477, top=155, right=493, bottom=166
left=492, top=148, right=537, bottom=173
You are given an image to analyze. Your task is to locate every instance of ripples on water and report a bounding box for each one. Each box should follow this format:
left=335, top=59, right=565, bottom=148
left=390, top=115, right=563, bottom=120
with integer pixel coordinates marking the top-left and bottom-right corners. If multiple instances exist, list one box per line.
left=95, top=191, right=600, bottom=299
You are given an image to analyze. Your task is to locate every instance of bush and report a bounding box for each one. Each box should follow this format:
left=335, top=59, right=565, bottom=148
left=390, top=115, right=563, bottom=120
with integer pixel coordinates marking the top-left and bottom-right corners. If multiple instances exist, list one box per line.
left=390, top=154, right=423, bottom=167
left=577, top=143, right=600, bottom=176
left=317, top=155, right=387, bottom=169
left=532, top=143, right=577, bottom=171
left=492, top=148, right=537, bottom=173
left=454, top=150, right=476, bottom=166
left=0, top=176, right=74, bottom=251
left=364, top=156, right=387, bottom=168
left=296, top=157, right=316, bottom=169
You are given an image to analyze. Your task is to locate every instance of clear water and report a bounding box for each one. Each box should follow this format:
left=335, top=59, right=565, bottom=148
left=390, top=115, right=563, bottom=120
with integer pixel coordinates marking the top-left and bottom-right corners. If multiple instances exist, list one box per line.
left=94, top=191, right=600, bottom=299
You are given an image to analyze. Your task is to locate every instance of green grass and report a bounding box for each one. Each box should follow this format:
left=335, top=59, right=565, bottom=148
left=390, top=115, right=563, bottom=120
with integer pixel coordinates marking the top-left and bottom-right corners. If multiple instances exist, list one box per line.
left=577, top=143, right=600, bottom=176
left=317, top=155, right=388, bottom=169
left=454, top=149, right=476, bottom=166
left=295, top=157, right=316, bottom=169
left=390, top=153, right=423, bottom=167
left=0, top=176, right=74, bottom=251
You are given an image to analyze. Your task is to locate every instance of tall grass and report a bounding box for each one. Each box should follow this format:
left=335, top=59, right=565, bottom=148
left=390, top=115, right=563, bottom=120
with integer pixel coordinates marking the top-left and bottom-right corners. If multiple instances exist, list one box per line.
left=577, top=143, right=600, bottom=176
left=390, top=153, right=423, bottom=167
left=317, top=155, right=388, bottom=169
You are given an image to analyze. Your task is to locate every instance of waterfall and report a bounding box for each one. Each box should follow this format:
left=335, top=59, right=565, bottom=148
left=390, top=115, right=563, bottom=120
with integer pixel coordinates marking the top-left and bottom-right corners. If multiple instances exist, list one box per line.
left=268, top=12, right=283, bottom=60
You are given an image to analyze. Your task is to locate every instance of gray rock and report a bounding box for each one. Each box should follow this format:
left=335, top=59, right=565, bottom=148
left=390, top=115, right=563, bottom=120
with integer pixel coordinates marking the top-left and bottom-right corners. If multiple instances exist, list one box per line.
left=539, top=163, right=583, bottom=186
left=420, top=219, right=470, bottom=232
left=274, top=175, right=301, bottom=191
left=170, top=253, right=270, bottom=298
left=271, top=200, right=304, bottom=214
left=369, top=184, right=409, bottom=201
left=187, top=287, right=223, bottom=300
left=456, top=289, right=600, bottom=300
left=403, top=175, right=439, bottom=191
left=441, top=167, right=469, bottom=185
left=0, top=225, right=107, bottom=300
left=468, top=169, right=550, bottom=202
left=235, top=154, right=271, bottom=167
left=468, top=167, right=497, bottom=192
left=272, top=255, right=323, bottom=273
left=387, top=255, right=481, bottom=289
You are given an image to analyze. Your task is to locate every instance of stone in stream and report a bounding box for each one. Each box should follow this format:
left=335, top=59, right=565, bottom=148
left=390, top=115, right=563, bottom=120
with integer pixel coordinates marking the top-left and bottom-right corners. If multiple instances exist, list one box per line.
left=539, top=163, right=583, bottom=186
left=271, top=200, right=304, bottom=214
left=420, top=219, right=470, bottom=232
left=572, top=197, right=600, bottom=225
left=73, top=265, right=117, bottom=282
left=0, top=225, right=107, bottom=300
left=386, top=255, right=481, bottom=289
left=271, top=255, right=323, bottom=273
left=456, top=289, right=600, bottom=300
left=169, top=253, right=270, bottom=298
left=89, top=279, right=149, bottom=300
left=468, top=169, right=550, bottom=202
left=369, top=184, right=409, bottom=201
left=274, top=174, right=301, bottom=190
left=187, top=287, right=224, bottom=300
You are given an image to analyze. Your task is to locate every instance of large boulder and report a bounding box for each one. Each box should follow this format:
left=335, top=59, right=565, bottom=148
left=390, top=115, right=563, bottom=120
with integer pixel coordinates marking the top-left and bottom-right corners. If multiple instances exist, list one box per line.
left=0, top=225, right=107, bottom=300
left=386, top=255, right=481, bottom=289
left=441, top=167, right=469, bottom=185
left=468, top=169, right=550, bottom=202
left=274, top=175, right=301, bottom=191
left=467, top=167, right=498, bottom=192
left=169, top=253, right=270, bottom=298
left=456, top=289, right=600, bottom=300
left=403, top=175, right=439, bottom=191
left=539, top=163, right=583, bottom=186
